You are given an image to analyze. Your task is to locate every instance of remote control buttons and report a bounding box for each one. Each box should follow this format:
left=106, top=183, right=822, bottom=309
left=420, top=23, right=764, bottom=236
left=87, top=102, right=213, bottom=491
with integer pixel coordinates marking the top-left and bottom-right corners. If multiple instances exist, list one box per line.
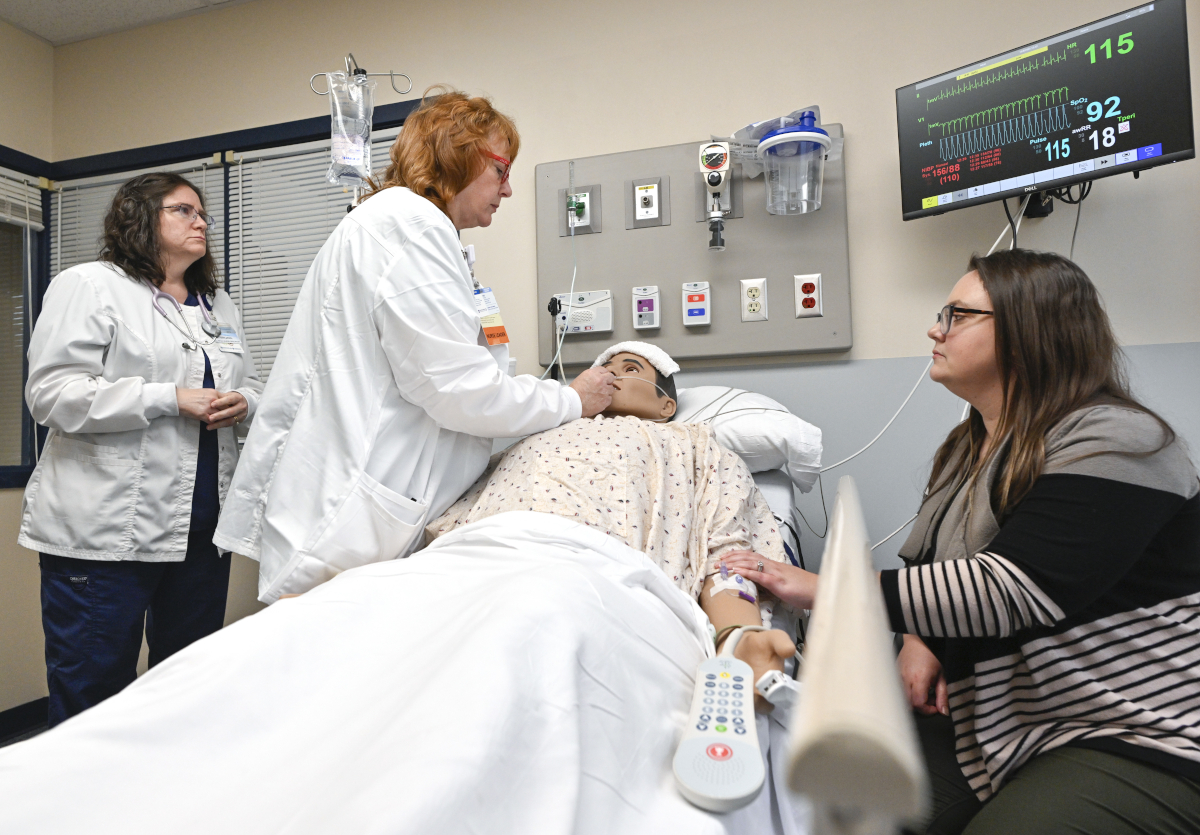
left=706, top=744, right=733, bottom=761
left=733, top=676, right=744, bottom=682
left=696, top=723, right=708, bottom=731
left=715, top=725, right=727, bottom=733
left=735, top=727, right=747, bottom=735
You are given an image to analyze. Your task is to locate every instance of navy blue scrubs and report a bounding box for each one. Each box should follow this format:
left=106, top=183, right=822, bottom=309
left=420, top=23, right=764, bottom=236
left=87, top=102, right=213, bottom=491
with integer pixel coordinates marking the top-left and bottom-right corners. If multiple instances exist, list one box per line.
left=40, top=293, right=231, bottom=727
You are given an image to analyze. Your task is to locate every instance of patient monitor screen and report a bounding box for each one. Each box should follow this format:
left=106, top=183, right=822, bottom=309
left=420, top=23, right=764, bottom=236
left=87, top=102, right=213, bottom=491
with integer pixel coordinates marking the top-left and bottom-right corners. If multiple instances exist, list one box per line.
left=895, top=0, right=1195, bottom=220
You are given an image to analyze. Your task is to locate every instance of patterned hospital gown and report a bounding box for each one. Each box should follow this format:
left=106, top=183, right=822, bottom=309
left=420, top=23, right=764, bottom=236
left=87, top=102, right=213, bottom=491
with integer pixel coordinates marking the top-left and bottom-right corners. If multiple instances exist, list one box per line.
left=425, top=415, right=785, bottom=599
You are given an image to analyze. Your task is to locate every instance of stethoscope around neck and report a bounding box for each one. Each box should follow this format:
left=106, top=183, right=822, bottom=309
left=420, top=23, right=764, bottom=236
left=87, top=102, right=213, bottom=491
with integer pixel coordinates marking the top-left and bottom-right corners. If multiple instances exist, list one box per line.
left=152, top=287, right=221, bottom=346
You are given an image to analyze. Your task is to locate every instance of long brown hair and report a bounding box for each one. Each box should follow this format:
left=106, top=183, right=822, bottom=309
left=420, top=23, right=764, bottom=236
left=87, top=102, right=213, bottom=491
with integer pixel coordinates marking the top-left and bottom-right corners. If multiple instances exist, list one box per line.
left=365, top=86, right=520, bottom=214
left=926, top=249, right=1173, bottom=518
left=99, top=172, right=219, bottom=296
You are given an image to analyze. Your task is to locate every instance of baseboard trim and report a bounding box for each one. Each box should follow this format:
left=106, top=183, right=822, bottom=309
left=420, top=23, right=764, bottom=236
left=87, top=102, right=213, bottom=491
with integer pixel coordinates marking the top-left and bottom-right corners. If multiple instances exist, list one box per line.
left=0, top=697, right=48, bottom=742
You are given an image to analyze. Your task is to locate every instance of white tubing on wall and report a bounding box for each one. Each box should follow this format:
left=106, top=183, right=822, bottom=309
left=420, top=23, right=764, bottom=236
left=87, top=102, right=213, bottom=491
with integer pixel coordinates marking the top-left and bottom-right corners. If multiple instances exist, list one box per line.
left=787, top=476, right=928, bottom=833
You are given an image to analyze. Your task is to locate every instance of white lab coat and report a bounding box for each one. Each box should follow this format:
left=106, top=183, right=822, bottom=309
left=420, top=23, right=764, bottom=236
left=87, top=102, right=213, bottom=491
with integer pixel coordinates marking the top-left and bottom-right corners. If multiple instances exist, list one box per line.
left=213, top=187, right=581, bottom=602
left=19, top=262, right=264, bottom=561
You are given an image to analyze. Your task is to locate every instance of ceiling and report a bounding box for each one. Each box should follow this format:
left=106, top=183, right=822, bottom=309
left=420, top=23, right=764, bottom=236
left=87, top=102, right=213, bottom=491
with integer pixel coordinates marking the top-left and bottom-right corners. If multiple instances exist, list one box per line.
left=0, top=0, right=256, bottom=46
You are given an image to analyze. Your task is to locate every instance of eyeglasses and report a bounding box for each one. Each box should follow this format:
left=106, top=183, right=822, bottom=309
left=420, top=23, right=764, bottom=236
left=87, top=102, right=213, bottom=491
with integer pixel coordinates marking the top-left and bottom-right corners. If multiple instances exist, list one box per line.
left=482, top=151, right=512, bottom=184
left=161, top=204, right=215, bottom=227
left=937, top=304, right=994, bottom=335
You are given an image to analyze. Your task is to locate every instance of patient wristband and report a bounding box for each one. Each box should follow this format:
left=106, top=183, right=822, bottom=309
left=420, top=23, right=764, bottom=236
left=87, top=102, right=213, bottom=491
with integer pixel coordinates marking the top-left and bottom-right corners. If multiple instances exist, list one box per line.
left=709, top=573, right=758, bottom=604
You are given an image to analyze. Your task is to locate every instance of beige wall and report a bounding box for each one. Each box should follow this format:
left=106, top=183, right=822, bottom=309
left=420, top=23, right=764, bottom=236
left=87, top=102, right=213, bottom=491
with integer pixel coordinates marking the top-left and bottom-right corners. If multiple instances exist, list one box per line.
left=2, top=0, right=1198, bottom=711
left=47, top=0, right=1200, bottom=364
left=0, top=489, right=44, bottom=710
left=0, top=20, right=53, bottom=159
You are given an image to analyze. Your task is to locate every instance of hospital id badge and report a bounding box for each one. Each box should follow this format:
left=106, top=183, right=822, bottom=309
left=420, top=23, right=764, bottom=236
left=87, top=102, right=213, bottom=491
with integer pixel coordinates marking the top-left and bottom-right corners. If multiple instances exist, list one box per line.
left=474, top=287, right=509, bottom=346
left=215, top=324, right=244, bottom=354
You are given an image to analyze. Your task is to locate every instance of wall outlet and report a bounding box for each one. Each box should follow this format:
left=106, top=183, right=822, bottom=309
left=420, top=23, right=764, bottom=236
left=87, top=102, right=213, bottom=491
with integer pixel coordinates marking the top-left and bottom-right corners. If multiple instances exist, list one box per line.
left=740, top=278, right=768, bottom=322
left=794, top=273, right=822, bottom=318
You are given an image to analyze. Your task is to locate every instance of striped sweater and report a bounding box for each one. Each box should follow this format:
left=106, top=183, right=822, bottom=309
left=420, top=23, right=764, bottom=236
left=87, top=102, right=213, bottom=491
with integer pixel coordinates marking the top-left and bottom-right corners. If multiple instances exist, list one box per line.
left=880, top=404, right=1200, bottom=801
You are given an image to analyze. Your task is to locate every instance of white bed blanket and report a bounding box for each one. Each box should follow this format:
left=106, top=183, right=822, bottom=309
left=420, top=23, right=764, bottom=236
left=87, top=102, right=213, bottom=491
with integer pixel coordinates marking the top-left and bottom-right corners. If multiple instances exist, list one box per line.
left=0, top=512, right=809, bottom=835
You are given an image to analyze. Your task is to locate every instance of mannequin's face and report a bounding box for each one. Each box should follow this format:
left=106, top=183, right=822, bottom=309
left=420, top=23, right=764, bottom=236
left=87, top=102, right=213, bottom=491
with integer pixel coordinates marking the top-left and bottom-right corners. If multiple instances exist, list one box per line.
left=599, top=352, right=676, bottom=421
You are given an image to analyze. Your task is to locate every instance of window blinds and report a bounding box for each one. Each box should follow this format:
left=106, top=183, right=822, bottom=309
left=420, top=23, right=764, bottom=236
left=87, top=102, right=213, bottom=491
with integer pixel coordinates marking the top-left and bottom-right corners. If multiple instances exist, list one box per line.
left=228, top=128, right=399, bottom=378
left=0, top=168, right=42, bottom=466
left=50, top=159, right=226, bottom=280
left=0, top=222, right=26, bottom=465
left=0, top=167, right=43, bottom=232
left=43, top=128, right=400, bottom=382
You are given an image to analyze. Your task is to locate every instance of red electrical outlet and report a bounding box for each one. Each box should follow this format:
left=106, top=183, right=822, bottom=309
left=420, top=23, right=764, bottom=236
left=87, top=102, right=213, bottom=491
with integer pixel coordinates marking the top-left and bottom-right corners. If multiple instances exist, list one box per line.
left=794, top=274, right=822, bottom=319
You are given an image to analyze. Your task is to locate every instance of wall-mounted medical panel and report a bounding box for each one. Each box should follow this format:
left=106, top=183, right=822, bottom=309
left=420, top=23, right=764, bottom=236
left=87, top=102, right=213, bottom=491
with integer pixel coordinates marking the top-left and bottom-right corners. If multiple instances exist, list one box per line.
left=536, top=132, right=850, bottom=366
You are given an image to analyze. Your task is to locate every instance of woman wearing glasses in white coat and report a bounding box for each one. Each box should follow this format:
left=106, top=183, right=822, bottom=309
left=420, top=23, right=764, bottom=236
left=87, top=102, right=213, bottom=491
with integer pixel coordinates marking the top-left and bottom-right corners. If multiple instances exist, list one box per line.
left=214, top=88, right=615, bottom=603
left=20, top=172, right=264, bottom=726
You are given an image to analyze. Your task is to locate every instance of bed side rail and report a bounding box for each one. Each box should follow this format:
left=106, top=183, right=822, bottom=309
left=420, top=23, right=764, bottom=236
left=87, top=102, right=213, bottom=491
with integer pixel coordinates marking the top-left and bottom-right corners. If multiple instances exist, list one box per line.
left=787, top=476, right=928, bottom=835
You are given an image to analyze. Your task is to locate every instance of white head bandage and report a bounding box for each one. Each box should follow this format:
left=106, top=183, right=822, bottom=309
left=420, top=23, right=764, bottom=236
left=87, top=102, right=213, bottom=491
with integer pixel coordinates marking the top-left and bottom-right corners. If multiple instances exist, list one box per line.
left=592, top=341, right=680, bottom=378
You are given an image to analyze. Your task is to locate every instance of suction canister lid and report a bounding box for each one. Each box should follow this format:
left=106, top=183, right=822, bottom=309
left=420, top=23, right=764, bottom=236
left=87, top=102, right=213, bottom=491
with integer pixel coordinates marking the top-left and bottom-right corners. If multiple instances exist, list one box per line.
left=757, top=111, right=831, bottom=158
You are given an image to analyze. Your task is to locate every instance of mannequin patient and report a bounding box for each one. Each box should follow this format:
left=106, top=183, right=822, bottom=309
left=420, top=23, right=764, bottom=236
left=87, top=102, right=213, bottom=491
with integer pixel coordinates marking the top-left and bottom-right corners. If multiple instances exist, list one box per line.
left=427, top=343, right=796, bottom=704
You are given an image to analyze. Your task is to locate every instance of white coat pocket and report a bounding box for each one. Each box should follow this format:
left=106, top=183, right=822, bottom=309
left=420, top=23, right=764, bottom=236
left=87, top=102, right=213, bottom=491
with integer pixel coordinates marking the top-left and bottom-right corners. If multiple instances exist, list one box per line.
left=305, top=472, right=428, bottom=572
left=27, top=436, right=140, bottom=553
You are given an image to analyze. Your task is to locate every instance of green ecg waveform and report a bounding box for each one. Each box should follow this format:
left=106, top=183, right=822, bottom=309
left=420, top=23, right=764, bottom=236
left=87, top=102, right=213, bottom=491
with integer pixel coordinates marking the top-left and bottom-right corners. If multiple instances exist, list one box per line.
left=927, top=86, right=1070, bottom=137
left=924, top=48, right=1074, bottom=110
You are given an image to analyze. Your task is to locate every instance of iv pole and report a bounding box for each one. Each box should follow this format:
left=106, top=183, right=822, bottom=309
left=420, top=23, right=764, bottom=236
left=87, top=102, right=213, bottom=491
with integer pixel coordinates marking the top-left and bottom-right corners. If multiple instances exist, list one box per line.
left=309, top=53, right=412, bottom=96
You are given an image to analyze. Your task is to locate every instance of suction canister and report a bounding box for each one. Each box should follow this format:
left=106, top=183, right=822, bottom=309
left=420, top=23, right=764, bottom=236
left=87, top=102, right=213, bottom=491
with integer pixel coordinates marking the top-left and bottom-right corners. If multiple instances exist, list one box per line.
left=757, top=111, right=831, bottom=215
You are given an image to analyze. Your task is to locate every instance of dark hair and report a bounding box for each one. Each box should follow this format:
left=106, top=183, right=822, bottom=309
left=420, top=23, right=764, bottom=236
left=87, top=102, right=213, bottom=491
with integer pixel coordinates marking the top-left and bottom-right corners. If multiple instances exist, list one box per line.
left=366, top=85, right=520, bottom=214
left=657, top=368, right=679, bottom=420
left=99, top=172, right=219, bottom=296
left=927, top=248, right=1174, bottom=518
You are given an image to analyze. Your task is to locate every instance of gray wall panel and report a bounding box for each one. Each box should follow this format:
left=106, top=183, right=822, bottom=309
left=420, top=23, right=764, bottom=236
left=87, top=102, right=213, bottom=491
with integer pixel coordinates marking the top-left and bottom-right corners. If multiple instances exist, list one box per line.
left=535, top=135, right=852, bottom=366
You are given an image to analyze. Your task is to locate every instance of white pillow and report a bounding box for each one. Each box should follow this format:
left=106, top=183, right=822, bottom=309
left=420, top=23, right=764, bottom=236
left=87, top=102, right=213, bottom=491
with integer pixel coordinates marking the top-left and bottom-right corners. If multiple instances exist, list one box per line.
left=675, top=386, right=822, bottom=493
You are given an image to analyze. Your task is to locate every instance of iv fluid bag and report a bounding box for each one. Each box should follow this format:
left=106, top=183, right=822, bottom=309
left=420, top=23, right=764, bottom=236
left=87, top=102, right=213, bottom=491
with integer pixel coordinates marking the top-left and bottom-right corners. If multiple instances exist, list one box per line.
left=326, top=72, right=376, bottom=186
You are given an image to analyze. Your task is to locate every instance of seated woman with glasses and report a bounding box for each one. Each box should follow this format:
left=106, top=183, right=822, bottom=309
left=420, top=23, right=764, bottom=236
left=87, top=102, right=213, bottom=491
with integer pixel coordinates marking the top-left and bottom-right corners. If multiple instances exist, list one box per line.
left=722, top=249, right=1200, bottom=834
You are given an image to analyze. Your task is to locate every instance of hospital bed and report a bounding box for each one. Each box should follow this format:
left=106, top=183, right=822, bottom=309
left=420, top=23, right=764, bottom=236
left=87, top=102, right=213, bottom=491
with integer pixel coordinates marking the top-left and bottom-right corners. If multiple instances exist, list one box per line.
left=0, top=390, right=922, bottom=835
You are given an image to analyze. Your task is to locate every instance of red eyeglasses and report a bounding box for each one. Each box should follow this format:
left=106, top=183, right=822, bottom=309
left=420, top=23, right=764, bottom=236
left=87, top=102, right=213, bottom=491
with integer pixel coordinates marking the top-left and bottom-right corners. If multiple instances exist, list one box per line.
left=483, top=151, right=512, bottom=184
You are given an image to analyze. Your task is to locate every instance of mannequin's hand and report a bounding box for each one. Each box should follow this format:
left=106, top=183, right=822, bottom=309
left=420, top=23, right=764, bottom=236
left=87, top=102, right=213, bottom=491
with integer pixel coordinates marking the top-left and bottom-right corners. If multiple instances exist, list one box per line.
left=570, top=366, right=616, bottom=417
left=726, top=629, right=795, bottom=713
left=899, top=634, right=948, bottom=716
left=177, top=388, right=219, bottom=422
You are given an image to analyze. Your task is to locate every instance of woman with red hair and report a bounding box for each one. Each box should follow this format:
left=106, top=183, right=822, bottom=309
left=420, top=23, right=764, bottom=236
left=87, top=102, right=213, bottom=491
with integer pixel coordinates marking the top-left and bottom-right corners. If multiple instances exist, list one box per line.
left=215, top=88, right=615, bottom=602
